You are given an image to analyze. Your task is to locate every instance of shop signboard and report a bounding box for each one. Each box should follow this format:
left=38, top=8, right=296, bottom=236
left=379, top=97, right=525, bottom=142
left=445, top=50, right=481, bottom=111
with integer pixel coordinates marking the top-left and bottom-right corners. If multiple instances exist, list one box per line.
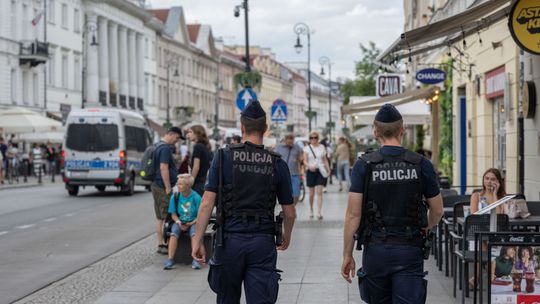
left=508, top=0, right=540, bottom=55
left=487, top=233, right=540, bottom=304
left=415, top=68, right=446, bottom=84
left=376, top=74, right=401, bottom=97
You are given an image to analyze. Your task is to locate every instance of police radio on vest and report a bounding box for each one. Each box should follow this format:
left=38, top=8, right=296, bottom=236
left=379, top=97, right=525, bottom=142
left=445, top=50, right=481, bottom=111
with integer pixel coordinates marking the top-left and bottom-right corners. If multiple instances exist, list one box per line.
left=372, top=168, right=419, bottom=181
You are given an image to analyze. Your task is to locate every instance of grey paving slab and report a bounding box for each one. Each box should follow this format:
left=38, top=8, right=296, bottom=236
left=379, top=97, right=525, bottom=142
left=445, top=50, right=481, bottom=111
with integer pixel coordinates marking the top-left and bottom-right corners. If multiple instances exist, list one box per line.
left=94, top=184, right=472, bottom=304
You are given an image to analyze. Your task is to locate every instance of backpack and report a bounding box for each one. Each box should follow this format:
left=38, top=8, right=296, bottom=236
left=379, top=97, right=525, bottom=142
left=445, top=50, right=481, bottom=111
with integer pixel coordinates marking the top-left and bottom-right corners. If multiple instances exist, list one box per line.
left=140, top=142, right=165, bottom=181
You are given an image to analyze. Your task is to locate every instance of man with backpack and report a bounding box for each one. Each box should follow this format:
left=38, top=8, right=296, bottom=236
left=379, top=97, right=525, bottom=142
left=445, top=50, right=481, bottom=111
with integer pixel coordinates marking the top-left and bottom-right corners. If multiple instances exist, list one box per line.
left=148, top=127, right=184, bottom=254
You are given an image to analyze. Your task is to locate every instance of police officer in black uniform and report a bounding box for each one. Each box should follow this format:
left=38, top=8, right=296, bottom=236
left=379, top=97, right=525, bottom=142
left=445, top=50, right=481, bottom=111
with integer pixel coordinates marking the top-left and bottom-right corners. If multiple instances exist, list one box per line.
left=192, top=100, right=296, bottom=304
left=341, top=104, right=443, bottom=303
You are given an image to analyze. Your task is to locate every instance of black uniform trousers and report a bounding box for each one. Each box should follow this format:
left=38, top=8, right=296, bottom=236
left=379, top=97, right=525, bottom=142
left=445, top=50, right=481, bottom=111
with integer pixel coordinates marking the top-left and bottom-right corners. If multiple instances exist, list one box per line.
left=208, top=233, right=281, bottom=304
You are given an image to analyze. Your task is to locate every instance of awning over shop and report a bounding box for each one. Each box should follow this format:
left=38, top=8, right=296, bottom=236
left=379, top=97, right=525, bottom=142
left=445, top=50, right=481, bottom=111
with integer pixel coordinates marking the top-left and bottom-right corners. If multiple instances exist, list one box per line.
left=347, top=99, right=431, bottom=126
left=342, top=86, right=439, bottom=115
left=378, top=0, right=511, bottom=63
left=147, top=118, right=167, bottom=137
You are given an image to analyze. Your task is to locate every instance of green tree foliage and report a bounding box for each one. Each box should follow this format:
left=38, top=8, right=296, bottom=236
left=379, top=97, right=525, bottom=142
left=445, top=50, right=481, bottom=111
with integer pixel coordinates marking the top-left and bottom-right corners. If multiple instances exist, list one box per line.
left=342, top=42, right=381, bottom=105
left=439, top=59, right=453, bottom=182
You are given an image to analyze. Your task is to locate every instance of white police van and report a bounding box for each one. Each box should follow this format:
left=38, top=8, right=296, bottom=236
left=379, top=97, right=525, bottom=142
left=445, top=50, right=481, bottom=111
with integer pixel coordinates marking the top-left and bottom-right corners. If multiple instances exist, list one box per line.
left=62, top=108, right=152, bottom=196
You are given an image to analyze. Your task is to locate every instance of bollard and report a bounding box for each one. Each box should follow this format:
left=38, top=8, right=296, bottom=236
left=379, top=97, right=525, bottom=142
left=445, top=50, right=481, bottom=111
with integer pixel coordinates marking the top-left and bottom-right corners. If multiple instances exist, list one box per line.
left=51, top=162, right=55, bottom=183
left=38, top=164, right=42, bottom=184
left=23, top=161, right=28, bottom=183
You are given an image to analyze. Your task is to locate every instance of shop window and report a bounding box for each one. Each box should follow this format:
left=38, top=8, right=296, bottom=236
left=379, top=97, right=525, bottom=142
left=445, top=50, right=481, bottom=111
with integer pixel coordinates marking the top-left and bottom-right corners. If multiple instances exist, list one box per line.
left=494, top=97, right=507, bottom=175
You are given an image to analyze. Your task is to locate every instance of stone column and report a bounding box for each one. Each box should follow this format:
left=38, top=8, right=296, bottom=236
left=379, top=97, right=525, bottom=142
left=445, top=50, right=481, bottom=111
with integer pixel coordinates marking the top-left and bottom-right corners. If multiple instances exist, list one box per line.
left=118, top=26, right=129, bottom=108
left=128, top=30, right=137, bottom=109
left=108, top=22, right=119, bottom=107
left=98, top=17, right=109, bottom=105
left=136, top=33, right=145, bottom=111
left=86, top=13, right=99, bottom=106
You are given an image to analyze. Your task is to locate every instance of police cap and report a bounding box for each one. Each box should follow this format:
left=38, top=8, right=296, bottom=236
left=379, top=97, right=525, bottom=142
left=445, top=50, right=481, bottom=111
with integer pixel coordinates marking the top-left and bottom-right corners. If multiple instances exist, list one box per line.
left=375, top=104, right=402, bottom=123
left=241, top=100, right=266, bottom=119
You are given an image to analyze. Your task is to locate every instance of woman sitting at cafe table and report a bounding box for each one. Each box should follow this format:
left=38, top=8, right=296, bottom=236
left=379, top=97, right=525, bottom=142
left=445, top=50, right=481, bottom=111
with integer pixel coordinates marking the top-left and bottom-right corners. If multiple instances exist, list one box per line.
left=470, top=168, right=507, bottom=214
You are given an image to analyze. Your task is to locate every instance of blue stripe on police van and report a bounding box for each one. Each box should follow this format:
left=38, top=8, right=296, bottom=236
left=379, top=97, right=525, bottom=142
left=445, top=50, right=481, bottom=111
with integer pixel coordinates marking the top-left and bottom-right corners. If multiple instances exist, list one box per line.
left=64, top=160, right=120, bottom=170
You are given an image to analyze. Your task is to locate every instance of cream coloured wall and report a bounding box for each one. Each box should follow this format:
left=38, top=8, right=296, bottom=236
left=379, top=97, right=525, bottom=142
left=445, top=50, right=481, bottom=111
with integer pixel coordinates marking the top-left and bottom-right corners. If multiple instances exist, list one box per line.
left=452, top=19, right=520, bottom=193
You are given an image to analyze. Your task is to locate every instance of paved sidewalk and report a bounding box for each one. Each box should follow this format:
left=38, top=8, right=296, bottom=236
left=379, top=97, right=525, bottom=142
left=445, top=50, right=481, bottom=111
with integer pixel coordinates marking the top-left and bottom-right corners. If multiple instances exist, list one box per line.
left=93, top=183, right=468, bottom=304
left=0, top=174, right=60, bottom=190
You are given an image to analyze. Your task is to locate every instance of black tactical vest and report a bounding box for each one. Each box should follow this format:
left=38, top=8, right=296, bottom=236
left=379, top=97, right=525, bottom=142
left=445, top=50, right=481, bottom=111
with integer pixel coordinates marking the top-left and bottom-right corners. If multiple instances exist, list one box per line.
left=361, top=149, right=425, bottom=231
left=223, top=143, right=278, bottom=222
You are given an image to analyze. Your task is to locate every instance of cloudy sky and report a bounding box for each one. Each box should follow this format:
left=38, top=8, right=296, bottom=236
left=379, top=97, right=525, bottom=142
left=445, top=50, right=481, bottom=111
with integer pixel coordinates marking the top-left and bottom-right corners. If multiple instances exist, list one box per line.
left=147, top=0, right=404, bottom=80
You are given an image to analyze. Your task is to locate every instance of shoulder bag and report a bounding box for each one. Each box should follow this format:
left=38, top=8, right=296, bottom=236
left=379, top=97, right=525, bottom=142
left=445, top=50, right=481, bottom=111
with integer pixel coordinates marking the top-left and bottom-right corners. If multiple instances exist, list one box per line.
left=308, top=144, right=329, bottom=178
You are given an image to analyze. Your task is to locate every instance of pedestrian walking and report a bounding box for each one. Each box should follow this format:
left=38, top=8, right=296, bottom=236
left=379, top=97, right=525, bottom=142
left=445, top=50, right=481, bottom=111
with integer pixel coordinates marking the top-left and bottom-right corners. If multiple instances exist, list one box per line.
left=191, top=100, right=296, bottom=304
left=186, top=125, right=212, bottom=196
left=45, top=142, right=56, bottom=176
left=151, top=127, right=184, bottom=255
left=31, top=143, right=43, bottom=180
left=275, top=134, right=304, bottom=205
left=335, top=137, right=351, bottom=191
left=0, top=137, right=7, bottom=184
left=303, top=131, right=330, bottom=220
left=341, top=104, right=443, bottom=303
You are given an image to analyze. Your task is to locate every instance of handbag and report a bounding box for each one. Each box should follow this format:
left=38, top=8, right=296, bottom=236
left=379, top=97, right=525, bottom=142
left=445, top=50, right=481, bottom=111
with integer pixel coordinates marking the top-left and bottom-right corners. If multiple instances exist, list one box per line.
left=503, top=199, right=530, bottom=219
left=308, top=144, right=329, bottom=178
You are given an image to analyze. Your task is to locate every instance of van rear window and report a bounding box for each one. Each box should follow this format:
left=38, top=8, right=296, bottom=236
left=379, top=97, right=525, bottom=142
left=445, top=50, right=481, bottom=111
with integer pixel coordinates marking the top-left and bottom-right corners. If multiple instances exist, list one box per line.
left=66, top=124, right=119, bottom=152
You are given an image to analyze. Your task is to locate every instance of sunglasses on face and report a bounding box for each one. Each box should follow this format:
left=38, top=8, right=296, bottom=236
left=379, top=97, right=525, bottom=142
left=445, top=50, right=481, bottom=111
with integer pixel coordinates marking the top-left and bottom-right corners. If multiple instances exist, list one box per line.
left=310, top=137, right=318, bottom=140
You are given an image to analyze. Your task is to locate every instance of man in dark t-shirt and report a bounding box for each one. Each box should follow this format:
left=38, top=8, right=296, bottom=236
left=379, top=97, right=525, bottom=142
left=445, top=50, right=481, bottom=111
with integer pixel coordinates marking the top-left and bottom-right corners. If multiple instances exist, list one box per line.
left=151, top=127, right=183, bottom=254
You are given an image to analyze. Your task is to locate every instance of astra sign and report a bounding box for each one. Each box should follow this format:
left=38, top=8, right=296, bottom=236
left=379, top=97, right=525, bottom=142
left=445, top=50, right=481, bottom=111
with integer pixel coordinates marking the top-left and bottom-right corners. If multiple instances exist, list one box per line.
left=415, top=68, right=446, bottom=84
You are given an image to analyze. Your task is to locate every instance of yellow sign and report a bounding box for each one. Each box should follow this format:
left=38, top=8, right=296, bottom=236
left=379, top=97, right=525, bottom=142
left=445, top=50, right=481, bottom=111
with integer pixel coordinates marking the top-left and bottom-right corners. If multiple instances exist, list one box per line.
left=509, top=0, right=540, bottom=54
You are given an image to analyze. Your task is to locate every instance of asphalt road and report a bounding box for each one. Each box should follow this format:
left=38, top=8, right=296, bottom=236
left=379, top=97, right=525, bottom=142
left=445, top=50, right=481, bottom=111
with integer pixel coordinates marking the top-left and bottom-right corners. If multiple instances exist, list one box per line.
left=0, top=183, right=156, bottom=304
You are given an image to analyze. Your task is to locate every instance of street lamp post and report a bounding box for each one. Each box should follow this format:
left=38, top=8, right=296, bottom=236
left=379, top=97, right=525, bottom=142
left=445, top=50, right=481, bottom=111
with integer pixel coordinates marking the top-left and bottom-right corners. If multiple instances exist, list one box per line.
left=234, top=0, right=251, bottom=72
left=81, top=20, right=98, bottom=109
left=319, top=56, right=332, bottom=141
left=293, top=22, right=312, bottom=132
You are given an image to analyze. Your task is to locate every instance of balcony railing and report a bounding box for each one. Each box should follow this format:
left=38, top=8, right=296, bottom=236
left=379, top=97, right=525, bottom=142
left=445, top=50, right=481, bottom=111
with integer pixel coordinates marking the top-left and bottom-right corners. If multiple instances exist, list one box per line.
left=19, top=40, right=49, bottom=67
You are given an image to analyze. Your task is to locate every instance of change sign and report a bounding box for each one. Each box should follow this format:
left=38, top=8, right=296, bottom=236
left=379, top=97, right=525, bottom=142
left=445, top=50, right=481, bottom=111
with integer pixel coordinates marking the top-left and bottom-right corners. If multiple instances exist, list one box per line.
left=416, top=68, right=446, bottom=84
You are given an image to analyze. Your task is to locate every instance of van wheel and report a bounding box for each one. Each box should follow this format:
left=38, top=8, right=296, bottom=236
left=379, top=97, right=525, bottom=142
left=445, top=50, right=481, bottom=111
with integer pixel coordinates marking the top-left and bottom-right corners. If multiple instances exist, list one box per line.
left=96, top=186, right=106, bottom=192
left=67, top=185, right=79, bottom=196
left=123, top=177, right=135, bottom=196
left=145, top=185, right=152, bottom=192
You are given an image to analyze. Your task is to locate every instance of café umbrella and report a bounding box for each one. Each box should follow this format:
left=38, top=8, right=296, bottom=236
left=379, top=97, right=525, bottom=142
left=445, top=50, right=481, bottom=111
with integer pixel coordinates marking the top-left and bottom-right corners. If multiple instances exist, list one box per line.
left=0, top=107, right=63, bottom=134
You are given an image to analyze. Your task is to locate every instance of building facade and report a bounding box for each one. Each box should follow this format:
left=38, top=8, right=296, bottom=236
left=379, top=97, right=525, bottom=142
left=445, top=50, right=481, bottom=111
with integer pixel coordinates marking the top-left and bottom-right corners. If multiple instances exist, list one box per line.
left=0, top=0, right=48, bottom=112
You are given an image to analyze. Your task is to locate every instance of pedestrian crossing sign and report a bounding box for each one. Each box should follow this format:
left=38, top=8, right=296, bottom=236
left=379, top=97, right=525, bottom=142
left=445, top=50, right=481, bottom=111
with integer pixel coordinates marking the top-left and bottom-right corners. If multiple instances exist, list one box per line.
left=271, top=99, right=287, bottom=122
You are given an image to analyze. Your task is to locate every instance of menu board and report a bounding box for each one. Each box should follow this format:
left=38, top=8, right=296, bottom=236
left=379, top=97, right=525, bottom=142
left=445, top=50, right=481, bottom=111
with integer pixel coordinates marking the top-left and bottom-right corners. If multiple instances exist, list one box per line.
left=488, top=234, right=540, bottom=304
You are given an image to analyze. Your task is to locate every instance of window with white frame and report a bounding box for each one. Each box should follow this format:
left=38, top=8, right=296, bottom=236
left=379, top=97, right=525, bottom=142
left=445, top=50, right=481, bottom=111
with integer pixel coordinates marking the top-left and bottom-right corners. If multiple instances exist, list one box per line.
left=74, top=8, right=80, bottom=32
left=11, top=69, right=17, bottom=104
left=61, top=3, right=68, bottom=28
left=48, top=0, right=55, bottom=24
left=74, top=55, right=81, bottom=90
left=145, top=76, right=149, bottom=102
left=33, top=73, right=39, bottom=105
left=145, top=38, right=149, bottom=58
left=62, top=53, right=68, bottom=88
left=152, top=77, right=156, bottom=105
left=151, top=41, right=155, bottom=60
left=22, top=71, right=29, bottom=104
left=22, top=3, right=29, bottom=40
left=48, top=48, right=55, bottom=85
left=11, top=1, right=17, bottom=39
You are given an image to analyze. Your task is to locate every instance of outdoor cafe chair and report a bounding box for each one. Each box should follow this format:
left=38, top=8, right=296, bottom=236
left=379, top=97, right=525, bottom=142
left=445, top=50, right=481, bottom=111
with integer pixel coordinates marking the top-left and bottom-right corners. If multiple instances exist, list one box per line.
left=441, top=199, right=470, bottom=276
left=450, top=214, right=509, bottom=302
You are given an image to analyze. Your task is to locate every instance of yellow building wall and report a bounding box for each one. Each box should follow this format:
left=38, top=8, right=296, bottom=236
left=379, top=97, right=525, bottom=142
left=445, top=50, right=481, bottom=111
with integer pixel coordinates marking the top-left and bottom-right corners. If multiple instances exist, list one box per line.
left=452, top=19, right=520, bottom=193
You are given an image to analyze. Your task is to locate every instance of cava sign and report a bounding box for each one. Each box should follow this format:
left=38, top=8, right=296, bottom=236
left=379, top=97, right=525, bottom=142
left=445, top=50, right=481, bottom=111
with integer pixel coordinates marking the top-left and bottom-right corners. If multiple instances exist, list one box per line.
left=376, top=74, right=401, bottom=97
